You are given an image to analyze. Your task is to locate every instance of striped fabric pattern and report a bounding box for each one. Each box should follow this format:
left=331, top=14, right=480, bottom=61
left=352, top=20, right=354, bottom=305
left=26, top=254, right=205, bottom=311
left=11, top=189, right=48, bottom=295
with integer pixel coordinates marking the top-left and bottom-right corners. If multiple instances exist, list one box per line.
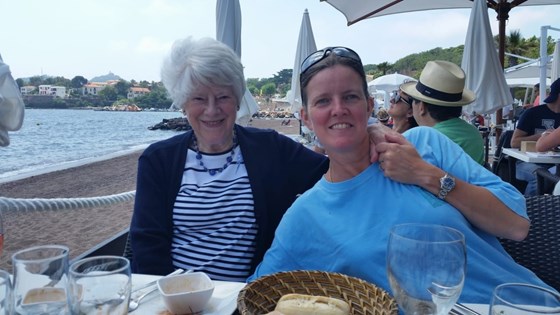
left=171, top=147, right=257, bottom=281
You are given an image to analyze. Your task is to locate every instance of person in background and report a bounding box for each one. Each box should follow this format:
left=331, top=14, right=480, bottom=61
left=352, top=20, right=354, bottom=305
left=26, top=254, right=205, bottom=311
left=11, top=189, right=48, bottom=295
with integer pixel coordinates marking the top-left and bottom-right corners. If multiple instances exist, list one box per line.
left=387, top=89, right=418, bottom=133
left=249, top=46, right=553, bottom=302
left=511, top=77, right=560, bottom=196
left=401, top=60, right=485, bottom=165
left=536, top=127, right=560, bottom=152
left=532, top=83, right=541, bottom=107
left=470, top=111, right=485, bottom=127
left=376, top=108, right=392, bottom=128
left=130, top=37, right=329, bottom=281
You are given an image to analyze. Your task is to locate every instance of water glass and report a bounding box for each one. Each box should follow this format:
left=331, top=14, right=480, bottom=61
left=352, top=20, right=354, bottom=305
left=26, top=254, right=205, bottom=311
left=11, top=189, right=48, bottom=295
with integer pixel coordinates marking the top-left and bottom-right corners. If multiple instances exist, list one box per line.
left=12, top=245, right=70, bottom=315
left=68, top=256, right=131, bottom=315
left=387, top=223, right=466, bottom=315
left=490, top=283, right=560, bottom=315
left=0, top=269, right=12, bottom=315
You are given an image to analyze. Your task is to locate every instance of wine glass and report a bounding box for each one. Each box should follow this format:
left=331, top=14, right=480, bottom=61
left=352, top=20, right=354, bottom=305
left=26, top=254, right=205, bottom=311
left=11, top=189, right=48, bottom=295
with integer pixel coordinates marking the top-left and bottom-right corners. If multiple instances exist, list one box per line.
left=490, top=283, right=560, bottom=315
left=387, top=223, right=466, bottom=315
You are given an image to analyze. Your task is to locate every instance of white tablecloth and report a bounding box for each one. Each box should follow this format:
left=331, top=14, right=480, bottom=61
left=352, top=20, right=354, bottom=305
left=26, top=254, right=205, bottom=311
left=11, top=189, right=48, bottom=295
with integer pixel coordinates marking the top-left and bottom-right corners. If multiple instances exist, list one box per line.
left=131, top=274, right=488, bottom=315
left=131, top=274, right=245, bottom=314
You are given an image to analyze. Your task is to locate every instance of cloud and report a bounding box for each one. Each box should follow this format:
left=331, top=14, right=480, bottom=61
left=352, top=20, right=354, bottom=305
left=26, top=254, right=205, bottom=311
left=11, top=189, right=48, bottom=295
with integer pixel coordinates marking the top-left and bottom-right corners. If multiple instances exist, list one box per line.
left=135, top=37, right=172, bottom=55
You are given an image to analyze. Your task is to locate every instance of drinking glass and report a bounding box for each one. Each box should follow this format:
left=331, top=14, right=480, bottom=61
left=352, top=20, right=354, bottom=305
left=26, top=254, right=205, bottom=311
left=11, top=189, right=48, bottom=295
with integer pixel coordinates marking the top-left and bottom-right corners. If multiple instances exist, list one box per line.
left=0, top=269, right=13, bottom=315
left=12, top=245, right=70, bottom=315
left=387, top=223, right=466, bottom=315
left=490, top=283, right=560, bottom=315
left=68, top=256, right=131, bottom=315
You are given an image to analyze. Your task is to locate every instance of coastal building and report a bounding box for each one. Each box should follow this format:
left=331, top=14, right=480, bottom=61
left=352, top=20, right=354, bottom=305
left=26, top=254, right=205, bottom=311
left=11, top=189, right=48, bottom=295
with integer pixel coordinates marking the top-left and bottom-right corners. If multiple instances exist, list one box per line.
left=127, top=87, right=150, bottom=99
left=38, top=85, right=66, bottom=98
left=20, top=86, right=36, bottom=95
left=82, top=82, right=108, bottom=96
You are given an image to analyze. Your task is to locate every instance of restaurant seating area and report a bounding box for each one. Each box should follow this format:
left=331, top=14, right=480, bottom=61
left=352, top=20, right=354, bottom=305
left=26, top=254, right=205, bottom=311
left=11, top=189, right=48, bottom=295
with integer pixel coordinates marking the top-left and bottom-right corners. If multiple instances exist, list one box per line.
left=499, top=195, right=560, bottom=291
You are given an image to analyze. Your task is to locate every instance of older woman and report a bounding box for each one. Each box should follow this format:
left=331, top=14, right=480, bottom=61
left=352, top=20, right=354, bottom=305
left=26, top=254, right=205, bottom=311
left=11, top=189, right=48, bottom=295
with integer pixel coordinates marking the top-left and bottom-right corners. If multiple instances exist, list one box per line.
left=388, top=89, right=417, bottom=133
left=129, top=37, right=328, bottom=281
left=249, top=47, right=554, bottom=302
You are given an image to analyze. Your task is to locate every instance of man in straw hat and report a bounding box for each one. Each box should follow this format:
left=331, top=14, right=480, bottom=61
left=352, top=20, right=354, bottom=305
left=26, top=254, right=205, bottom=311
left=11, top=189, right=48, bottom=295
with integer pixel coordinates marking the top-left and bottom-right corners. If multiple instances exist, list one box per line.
left=400, top=60, right=485, bottom=165
left=510, top=77, right=560, bottom=196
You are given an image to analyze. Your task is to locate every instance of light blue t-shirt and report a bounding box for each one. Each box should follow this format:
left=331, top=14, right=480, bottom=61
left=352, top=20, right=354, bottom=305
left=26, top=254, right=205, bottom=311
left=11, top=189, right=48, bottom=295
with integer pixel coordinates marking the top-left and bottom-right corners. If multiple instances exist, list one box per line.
left=249, top=127, right=552, bottom=303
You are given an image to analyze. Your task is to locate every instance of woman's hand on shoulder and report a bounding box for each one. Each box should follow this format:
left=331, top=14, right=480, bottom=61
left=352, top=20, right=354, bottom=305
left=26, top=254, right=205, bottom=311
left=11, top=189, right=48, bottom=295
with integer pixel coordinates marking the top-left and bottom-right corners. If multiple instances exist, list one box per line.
left=376, top=133, right=437, bottom=186
left=367, top=123, right=403, bottom=163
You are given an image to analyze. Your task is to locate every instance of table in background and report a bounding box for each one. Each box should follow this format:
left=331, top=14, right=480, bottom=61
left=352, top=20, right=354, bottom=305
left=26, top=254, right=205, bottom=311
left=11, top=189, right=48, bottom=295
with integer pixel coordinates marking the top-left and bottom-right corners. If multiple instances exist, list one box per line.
left=131, top=274, right=245, bottom=315
left=502, top=148, right=560, bottom=174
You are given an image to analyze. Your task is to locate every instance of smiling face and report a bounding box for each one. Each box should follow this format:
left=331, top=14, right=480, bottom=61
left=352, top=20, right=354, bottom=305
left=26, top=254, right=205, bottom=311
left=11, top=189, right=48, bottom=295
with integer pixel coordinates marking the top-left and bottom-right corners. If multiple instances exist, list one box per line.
left=301, top=64, right=373, bottom=154
left=183, top=84, right=238, bottom=153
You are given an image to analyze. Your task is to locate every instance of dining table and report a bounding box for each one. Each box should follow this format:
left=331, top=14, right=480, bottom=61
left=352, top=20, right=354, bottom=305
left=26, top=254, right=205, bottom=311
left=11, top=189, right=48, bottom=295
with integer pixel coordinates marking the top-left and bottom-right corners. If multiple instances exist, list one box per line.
left=131, top=273, right=488, bottom=315
left=131, top=273, right=246, bottom=314
left=502, top=148, right=560, bottom=175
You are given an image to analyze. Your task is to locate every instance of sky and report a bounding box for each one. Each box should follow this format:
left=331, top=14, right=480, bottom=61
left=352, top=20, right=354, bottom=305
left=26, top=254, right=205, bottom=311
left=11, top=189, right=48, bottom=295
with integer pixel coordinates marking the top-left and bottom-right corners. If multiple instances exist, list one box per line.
left=2, top=0, right=560, bottom=82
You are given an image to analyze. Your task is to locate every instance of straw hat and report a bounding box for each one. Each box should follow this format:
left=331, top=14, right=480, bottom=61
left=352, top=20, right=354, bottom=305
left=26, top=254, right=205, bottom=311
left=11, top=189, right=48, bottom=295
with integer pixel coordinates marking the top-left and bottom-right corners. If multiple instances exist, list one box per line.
left=401, top=60, right=475, bottom=107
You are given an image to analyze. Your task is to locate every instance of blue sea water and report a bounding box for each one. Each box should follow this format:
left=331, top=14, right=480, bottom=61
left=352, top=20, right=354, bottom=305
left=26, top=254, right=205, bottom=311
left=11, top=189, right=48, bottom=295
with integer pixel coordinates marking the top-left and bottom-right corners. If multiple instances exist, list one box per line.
left=0, top=108, right=182, bottom=182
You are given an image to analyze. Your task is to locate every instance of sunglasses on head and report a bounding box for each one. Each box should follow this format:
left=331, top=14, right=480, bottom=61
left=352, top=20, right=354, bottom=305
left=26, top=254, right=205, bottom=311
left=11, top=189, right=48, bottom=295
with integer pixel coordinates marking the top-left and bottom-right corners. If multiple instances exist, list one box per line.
left=300, top=46, right=362, bottom=75
left=390, top=91, right=412, bottom=106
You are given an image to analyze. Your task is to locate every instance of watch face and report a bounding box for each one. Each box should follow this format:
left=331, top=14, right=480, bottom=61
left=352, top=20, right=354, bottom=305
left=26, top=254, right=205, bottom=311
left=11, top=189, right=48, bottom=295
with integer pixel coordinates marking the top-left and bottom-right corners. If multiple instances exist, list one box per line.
left=442, top=176, right=455, bottom=189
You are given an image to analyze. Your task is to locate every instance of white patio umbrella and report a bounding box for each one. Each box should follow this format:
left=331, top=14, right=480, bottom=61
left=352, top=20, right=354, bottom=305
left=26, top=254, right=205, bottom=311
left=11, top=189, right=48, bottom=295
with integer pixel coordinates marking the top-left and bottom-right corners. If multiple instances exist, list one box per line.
left=0, top=54, right=25, bottom=147
left=321, top=0, right=559, bottom=81
left=288, top=9, right=317, bottom=113
left=552, top=40, right=560, bottom=81
left=367, top=73, right=416, bottom=108
left=461, top=0, right=513, bottom=115
left=216, top=0, right=259, bottom=124
left=367, top=73, right=416, bottom=94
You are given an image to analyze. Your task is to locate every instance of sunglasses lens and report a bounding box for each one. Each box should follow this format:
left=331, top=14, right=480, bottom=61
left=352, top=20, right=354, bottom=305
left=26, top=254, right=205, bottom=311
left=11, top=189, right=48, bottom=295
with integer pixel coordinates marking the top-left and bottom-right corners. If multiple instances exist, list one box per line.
left=300, top=47, right=362, bottom=75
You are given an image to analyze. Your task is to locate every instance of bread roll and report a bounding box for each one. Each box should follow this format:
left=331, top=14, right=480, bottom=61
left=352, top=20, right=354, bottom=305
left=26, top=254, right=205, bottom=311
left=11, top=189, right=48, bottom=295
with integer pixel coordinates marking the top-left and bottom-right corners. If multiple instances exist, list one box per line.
left=274, top=293, right=350, bottom=315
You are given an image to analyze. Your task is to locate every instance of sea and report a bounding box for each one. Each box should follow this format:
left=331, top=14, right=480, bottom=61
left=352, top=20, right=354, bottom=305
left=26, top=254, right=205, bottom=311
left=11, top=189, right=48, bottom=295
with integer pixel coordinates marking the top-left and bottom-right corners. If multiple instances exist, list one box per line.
left=0, top=108, right=183, bottom=183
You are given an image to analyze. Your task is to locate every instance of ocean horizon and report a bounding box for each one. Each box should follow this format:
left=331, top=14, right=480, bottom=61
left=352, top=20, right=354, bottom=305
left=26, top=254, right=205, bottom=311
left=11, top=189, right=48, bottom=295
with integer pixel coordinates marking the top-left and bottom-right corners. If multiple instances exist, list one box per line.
left=0, top=108, right=182, bottom=183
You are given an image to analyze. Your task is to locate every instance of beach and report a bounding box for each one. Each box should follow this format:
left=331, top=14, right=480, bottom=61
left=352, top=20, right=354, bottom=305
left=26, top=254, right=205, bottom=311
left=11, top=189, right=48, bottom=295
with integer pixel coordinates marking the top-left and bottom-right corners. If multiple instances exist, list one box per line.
left=0, top=118, right=300, bottom=271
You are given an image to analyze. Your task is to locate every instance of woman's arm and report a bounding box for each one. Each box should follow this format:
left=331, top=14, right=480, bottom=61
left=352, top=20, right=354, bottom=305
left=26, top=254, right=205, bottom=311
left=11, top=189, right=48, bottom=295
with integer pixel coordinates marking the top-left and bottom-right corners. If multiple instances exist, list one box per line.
left=130, top=153, right=175, bottom=275
left=376, top=132, right=529, bottom=241
left=536, top=127, right=560, bottom=152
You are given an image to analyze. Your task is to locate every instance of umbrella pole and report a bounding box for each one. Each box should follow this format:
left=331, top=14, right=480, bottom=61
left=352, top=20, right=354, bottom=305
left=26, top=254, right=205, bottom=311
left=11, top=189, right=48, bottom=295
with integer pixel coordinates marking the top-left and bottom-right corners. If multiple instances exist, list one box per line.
left=493, top=0, right=514, bottom=142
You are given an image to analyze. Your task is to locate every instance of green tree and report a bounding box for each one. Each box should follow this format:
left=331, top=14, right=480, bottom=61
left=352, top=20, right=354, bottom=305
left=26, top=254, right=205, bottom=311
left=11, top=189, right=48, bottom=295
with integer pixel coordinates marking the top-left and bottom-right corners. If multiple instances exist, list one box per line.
left=71, top=76, right=88, bottom=89
left=98, top=86, right=118, bottom=101
left=114, top=80, right=131, bottom=99
left=15, top=78, right=24, bottom=88
left=506, top=30, right=524, bottom=67
left=377, top=62, right=393, bottom=75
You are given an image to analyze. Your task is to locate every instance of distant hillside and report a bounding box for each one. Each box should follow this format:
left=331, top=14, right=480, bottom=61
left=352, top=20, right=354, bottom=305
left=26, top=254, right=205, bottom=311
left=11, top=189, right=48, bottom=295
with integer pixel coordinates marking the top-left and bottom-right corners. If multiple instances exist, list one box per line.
left=90, top=72, right=123, bottom=82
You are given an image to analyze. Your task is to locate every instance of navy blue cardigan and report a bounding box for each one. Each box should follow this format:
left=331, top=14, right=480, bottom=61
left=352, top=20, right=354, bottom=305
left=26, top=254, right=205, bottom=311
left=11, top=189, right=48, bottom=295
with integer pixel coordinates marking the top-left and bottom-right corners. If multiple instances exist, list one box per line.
left=130, top=124, right=328, bottom=276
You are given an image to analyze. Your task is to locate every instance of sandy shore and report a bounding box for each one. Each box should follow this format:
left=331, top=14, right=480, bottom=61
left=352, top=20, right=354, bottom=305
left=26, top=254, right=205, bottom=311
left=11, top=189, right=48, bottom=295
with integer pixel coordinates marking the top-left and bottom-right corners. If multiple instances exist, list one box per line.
left=0, top=118, right=300, bottom=271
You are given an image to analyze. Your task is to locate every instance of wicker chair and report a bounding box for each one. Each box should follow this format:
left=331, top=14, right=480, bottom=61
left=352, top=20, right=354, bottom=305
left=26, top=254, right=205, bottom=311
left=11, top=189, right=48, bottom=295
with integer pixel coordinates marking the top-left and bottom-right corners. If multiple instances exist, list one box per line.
left=536, top=168, right=560, bottom=195
left=491, top=130, right=528, bottom=193
left=499, top=195, right=560, bottom=291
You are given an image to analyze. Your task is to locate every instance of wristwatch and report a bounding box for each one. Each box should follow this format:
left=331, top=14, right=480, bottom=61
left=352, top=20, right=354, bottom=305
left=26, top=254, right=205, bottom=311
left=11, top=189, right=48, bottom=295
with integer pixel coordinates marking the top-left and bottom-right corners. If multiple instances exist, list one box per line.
left=438, top=173, right=455, bottom=200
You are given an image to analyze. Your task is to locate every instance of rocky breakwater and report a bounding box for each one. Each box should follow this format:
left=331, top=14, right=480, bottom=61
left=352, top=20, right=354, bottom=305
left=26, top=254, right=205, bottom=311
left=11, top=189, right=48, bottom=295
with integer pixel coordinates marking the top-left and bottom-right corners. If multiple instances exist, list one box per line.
left=148, top=117, right=192, bottom=131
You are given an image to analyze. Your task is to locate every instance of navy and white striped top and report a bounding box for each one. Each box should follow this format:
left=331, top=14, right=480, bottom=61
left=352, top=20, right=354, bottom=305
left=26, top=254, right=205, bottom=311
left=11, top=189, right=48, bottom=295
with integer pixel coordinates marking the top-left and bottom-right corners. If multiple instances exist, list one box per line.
left=171, top=146, right=257, bottom=281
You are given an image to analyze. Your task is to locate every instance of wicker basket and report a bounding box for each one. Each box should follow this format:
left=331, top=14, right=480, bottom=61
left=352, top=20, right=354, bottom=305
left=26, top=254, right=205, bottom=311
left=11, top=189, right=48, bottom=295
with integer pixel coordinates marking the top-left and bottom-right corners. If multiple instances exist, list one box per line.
left=237, top=270, right=398, bottom=315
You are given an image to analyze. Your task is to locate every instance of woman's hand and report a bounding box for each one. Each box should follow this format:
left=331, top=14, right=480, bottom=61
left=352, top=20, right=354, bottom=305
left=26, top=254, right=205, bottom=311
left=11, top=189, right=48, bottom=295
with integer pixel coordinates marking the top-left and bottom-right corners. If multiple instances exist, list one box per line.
left=367, top=123, right=404, bottom=163
left=375, top=133, right=439, bottom=186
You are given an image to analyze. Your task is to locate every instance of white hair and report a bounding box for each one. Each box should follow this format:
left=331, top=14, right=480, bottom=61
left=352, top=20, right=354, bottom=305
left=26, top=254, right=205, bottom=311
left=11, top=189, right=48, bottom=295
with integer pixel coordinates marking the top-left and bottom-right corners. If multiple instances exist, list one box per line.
left=161, top=37, right=246, bottom=109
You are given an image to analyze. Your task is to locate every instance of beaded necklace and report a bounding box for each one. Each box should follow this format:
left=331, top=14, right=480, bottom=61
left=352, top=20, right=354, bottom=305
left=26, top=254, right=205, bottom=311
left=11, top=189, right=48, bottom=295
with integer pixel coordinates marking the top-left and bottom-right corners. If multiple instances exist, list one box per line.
left=191, top=130, right=238, bottom=176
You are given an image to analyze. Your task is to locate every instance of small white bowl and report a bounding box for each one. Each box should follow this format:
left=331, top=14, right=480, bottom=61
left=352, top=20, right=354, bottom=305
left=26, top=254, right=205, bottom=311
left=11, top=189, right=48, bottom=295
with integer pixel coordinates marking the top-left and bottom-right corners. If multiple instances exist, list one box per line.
left=157, top=272, right=215, bottom=314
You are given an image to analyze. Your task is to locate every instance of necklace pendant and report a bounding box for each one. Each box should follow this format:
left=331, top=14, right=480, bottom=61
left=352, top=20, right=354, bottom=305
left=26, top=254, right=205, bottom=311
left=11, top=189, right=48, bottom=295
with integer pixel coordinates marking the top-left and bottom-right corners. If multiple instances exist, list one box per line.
left=209, top=169, right=217, bottom=176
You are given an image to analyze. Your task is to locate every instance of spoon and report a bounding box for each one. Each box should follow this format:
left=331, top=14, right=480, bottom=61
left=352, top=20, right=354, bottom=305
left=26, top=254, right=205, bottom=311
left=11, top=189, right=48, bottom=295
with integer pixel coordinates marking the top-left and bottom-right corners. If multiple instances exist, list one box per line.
left=128, top=285, right=158, bottom=313
left=128, top=269, right=192, bottom=313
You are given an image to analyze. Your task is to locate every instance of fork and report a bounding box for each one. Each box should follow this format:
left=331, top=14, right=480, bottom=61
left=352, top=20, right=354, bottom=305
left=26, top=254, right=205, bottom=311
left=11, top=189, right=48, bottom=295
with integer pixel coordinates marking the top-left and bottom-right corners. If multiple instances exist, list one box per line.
left=450, top=303, right=482, bottom=315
